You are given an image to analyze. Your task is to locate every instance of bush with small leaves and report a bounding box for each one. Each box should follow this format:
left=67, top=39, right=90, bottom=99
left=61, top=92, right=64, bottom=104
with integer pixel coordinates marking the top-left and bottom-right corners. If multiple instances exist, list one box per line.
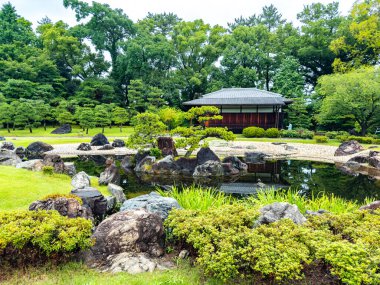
left=314, top=135, right=328, bottom=143
left=242, top=127, right=265, bottom=138
left=265, top=128, right=280, bottom=138
left=42, top=166, right=54, bottom=175
left=41, top=193, right=83, bottom=205
left=149, top=147, right=162, bottom=159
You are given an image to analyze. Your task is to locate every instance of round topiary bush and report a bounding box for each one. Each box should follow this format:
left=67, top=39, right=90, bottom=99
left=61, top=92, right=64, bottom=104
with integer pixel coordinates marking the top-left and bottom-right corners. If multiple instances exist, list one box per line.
left=242, top=127, right=266, bottom=138
left=314, top=135, right=329, bottom=143
left=265, top=128, right=280, bottom=138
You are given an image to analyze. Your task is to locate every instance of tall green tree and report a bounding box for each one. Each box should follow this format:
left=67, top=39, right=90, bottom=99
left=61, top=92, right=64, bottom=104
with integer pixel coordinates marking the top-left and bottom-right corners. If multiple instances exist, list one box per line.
left=94, top=104, right=111, bottom=133
left=112, top=106, right=129, bottom=132
left=77, top=107, right=96, bottom=134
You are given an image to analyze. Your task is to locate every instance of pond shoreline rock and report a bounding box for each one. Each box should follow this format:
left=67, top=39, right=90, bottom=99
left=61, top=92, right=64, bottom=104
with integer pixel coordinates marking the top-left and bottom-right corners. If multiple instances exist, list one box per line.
left=99, top=158, right=120, bottom=185
left=334, top=140, right=364, bottom=156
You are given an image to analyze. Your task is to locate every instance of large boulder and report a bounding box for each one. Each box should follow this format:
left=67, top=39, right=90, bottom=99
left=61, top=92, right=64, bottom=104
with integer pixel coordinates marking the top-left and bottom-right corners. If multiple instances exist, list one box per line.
left=196, top=147, right=220, bottom=165
left=90, top=209, right=165, bottom=260
left=64, top=162, right=76, bottom=176
left=90, top=133, right=109, bottom=146
left=112, top=139, right=125, bottom=148
left=221, top=162, right=240, bottom=176
left=348, top=155, right=369, bottom=164
left=135, top=151, right=150, bottom=165
left=255, top=202, right=306, bottom=226
left=29, top=197, right=92, bottom=219
left=134, top=156, right=156, bottom=173
left=99, top=158, right=120, bottom=185
left=151, top=155, right=180, bottom=175
left=222, top=156, right=248, bottom=171
left=334, top=140, right=364, bottom=156
left=71, top=171, right=91, bottom=189
left=16, top=159, right=44, bottom=171
left=51, top=124, right=72, bottom=134
left=337, top=161, right=361, bottom=176
left=26, top=141, right=53, bottom=159
left=193, top=161, right=224, bottom=177
left=157, top=137, right=177, bottom=157
left=0, top=149, right=22, bottom=166
left=14, top=146, right=27, bottom=160
left=77, top=143, right=92, bottom=151
left=244, top=152, right=267, bottom=164
left=43, top=154, right=66, bottom=173
left=71, top=187, right=108, bottom=217
left=369, top=156, right=380, bottom=169
left=121, top=155, right=135, bottom=172
left=108, top=183, right=126, bottom=204
left=1, top=141, right=14, bottom=150
left=175, top=157, right=197, bottom=176
left=120, top=192, right=181, bottom=220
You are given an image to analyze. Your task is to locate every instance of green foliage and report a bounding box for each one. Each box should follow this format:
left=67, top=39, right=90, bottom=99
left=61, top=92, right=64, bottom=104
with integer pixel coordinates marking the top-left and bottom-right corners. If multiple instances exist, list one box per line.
left=280, top=128, right=314, bottom=139
left=185, top=106, right=222, bottom=126
left=325, top=131, right=349, bottom=139
left=149, top=147, right=162, bottom=159
left=158, top=185, right=233, bottom=211
left=264, top=128, right=279, bottom=138
left=41, top=193, right=83, bottom=205
left=348, top=136, right=375, bottom=144
left=158, top=107, right=184, bottom=130
left=77, top=107, right=96, bottom=134
left=0, top=210, right=93, bottom=264
left=112, top=106, right=129, bottom=132
left=42, top=166, right=54, bottom=175
left=314, top=135, right=328, bottom=143
left=242, top=126, right=265, bottom=138
left=127, top=112, right=166, bottom=149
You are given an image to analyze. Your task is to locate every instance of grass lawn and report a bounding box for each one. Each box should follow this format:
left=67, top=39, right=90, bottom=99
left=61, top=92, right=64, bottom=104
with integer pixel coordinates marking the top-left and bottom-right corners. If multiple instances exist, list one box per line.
left=0, top=166, right=108, bottom=211
left=1, top=261, right=220, bottom=285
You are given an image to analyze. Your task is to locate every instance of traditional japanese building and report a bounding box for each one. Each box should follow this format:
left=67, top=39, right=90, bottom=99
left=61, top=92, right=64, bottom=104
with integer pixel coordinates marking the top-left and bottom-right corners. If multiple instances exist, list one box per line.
left=183, top=88, right=292, bottom=132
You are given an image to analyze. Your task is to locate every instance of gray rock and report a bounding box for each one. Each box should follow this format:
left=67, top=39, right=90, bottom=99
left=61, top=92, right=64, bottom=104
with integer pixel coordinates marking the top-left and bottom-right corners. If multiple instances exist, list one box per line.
left=108, top=183, right=126, bottom=203
left=135, top=151, right=150, bottom=165
left=71, top=171, right=91, bottom=189
left=77, top=143, right=92, bottom=151
left=102, top=252, right=173, bottom=274
left=151, top=155, right=180, bottom=175
left=337, top=161, right=361, bottom=176
left=193, top=161, right=224, bottom=177
left=175, top=157, right=197, bottom=175
left=255, top=202, right=306, bottom=226
left=26, top=141, right=53, bottom=159
left=244, top=152, right=267, bottom=163
left=106, top=196, right=117, bottom=212
left=134, top=156, right=156, bottom=173
left=348, top=155, right=369, bottom=164
left=157, top=137, right=177, bottom=157
left=120, top=192, right=181, bottom=220
left=222, top=156, right=248, bottom=171
left=99, top=158, right=120, bottom=185
left=284, top=145, right=297, bottom=151
left=0, top=136, right=5, bottom=141
left=1, top=141, right=14, bottom=150
left=16, top=159, right=43, bottom=171
left=43, top=154, right=66, bottom=173
left=71, top=187, right=108, bottom=217
left=90, top=209, right=165, bottom=260
left=359, top=201, right=380, bottom=211
left=64, top=162, right=76, bottom=176
left=121, top=155, right=135, bottom=171
left=369, top=156, right=380, bottom=169
left=112, top=139, right=125, bottom=148
left=222, top=162, right=240, bottom=176
left=14, top=146, right=27, bottom=159
left=178, top=250, right=189, bottom=259
left=272, top=142, right=287, bottom=145
left=0, top=149, right=22, bottom=166
left=29, top=197, right=92, bottom=219
left=90, top=133, right=109, bottom=146
left=98, top=144, right=114, bottom=150
left=51, top=124, right=72, bottom=134
left=335, top=140, right=364, bottom=156
left=197, top=147, right=220, bottom=165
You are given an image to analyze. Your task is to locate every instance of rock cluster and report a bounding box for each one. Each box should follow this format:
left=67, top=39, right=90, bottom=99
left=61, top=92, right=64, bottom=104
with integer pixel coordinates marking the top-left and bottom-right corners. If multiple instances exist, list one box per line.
left=51, top=124, right=72, bottom=134
left=1, top=141, right=14, bottom=150
left=77, top=143, right=92, bottom=151
left=26, top=141, right=54, bottom=159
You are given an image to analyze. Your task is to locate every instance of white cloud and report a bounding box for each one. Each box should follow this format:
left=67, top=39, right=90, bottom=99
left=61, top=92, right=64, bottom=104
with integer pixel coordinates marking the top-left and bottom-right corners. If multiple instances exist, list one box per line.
left=2, top=0, right=355, bottom=29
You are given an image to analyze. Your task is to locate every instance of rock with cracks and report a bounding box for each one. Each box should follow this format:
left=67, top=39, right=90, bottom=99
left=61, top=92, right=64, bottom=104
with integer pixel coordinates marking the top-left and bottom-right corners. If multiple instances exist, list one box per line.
left=77, top=143, right=92, bottom=151
left=71, top=171, right=91, bottom=189
left=157, top=137, right=178, bottom=157
left=120, top=192, right=181, bottom=220
left=108, top=183, right=126, bottom=204
left=193, top=161, right=224, bottom=177
left=99, top=158, right=120, bottom=185
left=71, top=187, right=108, bottom=217
left=151, top=155, right=180, bottom=175
left=196, top=147, right=220, bottom=165
left=334, top=140, right=364, bottom=156
left=255, top=202, right=306, bottom=226
left=90, top=133, right=109, bottom=146
left=0, top=149, right=22, bottom=166
left=26, top=141, right=53, bottom=159
left=1, top=141, right=14, bottom=150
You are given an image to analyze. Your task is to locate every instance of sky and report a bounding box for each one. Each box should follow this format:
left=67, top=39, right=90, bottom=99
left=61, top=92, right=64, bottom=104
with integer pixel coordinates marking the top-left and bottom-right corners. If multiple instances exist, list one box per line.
left=2, top=0, right=356, bottom=29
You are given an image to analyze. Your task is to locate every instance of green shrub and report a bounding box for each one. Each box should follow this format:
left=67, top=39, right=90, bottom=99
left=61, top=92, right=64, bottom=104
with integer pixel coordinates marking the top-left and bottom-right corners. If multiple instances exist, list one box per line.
left=242, top=126, right=265, bottom=138
left=314, top=135, right=328, bottom=143
left=42, top=166, right=54, bottom=175
left=41, top=193, right=83, bottom=205
left=325, top=131, right=349, bottom=139
left=280, top=129, right=314, bottom=139
left=166, top=205, right=380, bottom=284
left=149, top=147, right=162, bottom=158
left=158, top=185, right=233, bottom=211
left=336, top=134, right=349, bottom=142
left=348, top=136, right=374, bottom=144
left=0, top=210, right=93, bottom=265
left=265, top=128, right=280, bottom=138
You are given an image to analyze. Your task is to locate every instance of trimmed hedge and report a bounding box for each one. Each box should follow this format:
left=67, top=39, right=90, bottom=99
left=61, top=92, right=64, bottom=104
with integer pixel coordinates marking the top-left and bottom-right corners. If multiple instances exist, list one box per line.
left=265, top=128, right=280, bottom=138
left=314, top=135, right=328, bottom=143
left=280, top=129, right=314, bottom=139
left=242, top=127, right=265, bottom=138
left=166, top=205, right=380, bottom=284
left=0, top=210, right=93, bottom=265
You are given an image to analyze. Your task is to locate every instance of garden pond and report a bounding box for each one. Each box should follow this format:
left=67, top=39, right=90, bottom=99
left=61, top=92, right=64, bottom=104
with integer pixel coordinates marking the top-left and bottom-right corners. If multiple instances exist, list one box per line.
left=65, top=156, right=380, bottom=202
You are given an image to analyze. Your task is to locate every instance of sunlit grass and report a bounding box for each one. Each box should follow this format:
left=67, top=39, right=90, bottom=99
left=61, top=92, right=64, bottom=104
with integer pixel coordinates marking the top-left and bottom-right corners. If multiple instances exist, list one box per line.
left=158, top=185, right=234, bottom=211
left=0, top=166, right=108, bottom=211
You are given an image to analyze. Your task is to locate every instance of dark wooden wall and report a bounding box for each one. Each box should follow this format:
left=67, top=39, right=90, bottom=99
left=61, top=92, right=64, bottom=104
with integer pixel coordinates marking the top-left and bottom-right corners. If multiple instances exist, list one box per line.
left=206, top=113, right=283, bottom=132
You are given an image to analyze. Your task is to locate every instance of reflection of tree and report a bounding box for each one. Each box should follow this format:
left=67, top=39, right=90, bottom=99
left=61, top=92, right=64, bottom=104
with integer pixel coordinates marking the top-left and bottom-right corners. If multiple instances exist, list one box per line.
left=280, top=160, right=380, bottom=202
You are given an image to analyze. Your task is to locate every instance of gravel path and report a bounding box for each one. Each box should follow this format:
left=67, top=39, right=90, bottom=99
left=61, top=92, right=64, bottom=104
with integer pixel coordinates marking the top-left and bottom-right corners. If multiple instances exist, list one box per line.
left=46, top=141, right=366, bottom=164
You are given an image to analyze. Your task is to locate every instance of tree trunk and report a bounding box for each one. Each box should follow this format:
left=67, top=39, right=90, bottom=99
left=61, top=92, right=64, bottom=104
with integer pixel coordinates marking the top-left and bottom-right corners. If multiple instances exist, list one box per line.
left=184, top=149, right=193, bottom=158
left=7, top=123, right=10, bottom=133
left=86, top=128, right=89, bottom=135
left=360, top=125, right=367, bottom=136
left=43, top=121, right=46, bottom=131
left=102, top=127, right=105, bottom=133
left=29, top=127, right=32, bottom=133
left=120, top=124, right=123, bottom=132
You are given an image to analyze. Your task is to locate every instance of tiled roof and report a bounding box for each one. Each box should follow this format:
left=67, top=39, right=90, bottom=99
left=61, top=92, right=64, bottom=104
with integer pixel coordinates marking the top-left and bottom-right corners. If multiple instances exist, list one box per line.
left=183, top=88, right=292, bottom=106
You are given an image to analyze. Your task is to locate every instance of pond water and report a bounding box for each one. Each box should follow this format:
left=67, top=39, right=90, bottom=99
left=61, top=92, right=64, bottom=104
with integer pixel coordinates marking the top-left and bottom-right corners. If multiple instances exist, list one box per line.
left=65, top=156, right=380, bottom=202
